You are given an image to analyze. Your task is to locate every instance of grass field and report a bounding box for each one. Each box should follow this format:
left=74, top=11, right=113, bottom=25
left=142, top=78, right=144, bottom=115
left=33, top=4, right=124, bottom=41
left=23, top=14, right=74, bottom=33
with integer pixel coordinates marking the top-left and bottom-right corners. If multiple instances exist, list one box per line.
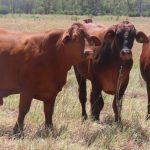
left=0, top=14, right=150, bottom=150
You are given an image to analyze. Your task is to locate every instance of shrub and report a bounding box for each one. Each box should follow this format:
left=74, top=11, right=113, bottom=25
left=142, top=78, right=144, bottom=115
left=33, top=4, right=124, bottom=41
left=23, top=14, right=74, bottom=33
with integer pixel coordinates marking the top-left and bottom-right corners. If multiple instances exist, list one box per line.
left=0, top=5, right=10, bottom=14
left=129, top=12, right=140, bottom=17
left=142, top=11, right=150, bottom=17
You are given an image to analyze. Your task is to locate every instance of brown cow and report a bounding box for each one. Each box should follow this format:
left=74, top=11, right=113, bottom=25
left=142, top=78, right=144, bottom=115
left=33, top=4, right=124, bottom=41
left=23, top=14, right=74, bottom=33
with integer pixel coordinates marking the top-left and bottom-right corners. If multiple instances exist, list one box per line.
left=0, top=23, right=100, bottom=134
left=140, top=36, right=150, bottom=119
left=74, top=20, right=148, bottom=122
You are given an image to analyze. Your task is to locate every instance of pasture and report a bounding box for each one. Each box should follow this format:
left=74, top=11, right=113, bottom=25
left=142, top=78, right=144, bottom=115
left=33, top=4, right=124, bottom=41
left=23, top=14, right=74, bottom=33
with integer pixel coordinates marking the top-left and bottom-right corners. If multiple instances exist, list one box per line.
left=0, top=14, right=150, bottom=150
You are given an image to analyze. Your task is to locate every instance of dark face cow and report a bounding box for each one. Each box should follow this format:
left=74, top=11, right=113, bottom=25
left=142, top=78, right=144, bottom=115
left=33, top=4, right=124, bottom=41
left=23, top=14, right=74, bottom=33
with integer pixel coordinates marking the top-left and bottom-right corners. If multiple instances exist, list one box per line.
left=74, top=20, right=148, bottom=122
left=0, top=23, right=100, bottom=134
left=140, top=36, right=150, bottom=119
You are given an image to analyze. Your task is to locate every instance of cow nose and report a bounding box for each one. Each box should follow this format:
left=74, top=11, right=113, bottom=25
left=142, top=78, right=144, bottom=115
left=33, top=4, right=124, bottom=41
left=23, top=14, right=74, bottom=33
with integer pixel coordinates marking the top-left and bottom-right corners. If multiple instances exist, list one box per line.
left=120, top=49, right=132, bottom=61
left=121, top=49, right=131, bottom=55
left=72, top=32, right=79, bottom=41
left=84, top=50, right=94, bottom=59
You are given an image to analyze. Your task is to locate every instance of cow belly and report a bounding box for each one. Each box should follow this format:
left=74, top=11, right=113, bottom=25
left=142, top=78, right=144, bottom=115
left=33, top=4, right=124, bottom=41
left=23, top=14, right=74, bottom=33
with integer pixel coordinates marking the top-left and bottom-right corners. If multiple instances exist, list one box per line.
left=0, top=89, right=19, bottom=97
left=0, top=74, right=19, bottom=90
left=35, top=91, right=55, bottom=101
left=0, top=61, right=19, bottom=89
left=34, top=86, right=61, bottom=101
left=98, top=73, right=128, bottom=95
left=97, top=73, right=117, bottom=95
left=34, top=78, right=66, bottom=101
left=101, top=79, right=116, bottom=95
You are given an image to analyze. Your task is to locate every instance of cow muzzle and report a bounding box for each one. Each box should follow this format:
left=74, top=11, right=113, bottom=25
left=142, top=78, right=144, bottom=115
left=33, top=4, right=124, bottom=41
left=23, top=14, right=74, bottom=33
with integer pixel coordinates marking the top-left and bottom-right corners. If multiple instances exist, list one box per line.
left=120, top=49, right=132, bottom=61
left=83, top=49, right=94, bottom=60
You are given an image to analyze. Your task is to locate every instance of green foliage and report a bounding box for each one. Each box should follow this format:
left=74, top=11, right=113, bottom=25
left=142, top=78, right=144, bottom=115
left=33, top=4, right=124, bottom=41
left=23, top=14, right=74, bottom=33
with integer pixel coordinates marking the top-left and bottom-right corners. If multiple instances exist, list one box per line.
left=0, top=5, right=10, bottom=14
left=129, top=12, right=141, bottom=17
left=0, top=0, right=149, bottom=16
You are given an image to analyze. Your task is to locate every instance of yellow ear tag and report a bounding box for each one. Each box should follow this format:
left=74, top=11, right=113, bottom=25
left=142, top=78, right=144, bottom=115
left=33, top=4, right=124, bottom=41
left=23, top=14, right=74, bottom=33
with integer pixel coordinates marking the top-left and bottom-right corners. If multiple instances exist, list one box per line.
left=139, top=37, right=143, bottom=43
left=90, top=41, right=96, bottom=49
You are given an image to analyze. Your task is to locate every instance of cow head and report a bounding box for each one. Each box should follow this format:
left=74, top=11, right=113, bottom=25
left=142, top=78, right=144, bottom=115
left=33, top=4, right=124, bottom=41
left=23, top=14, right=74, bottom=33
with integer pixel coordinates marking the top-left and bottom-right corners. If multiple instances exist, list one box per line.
left=82, top=19, right=105, bottom=60
left=104, top=20, right=149, bottom=61
left=62, top=23, right=101, bottom=64
left=84, top=35, right=101, bottom=60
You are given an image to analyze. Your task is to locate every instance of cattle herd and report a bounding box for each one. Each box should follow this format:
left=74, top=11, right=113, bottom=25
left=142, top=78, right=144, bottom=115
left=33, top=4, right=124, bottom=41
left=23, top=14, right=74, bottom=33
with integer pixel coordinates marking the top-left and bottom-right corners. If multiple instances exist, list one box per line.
left=0, top=18, right=149, bottom=135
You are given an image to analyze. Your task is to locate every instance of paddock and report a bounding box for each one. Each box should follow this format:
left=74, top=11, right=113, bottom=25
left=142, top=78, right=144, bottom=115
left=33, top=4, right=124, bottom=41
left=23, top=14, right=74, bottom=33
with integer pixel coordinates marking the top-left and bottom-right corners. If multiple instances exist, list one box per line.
left=0, top=14, right=150, bottom=150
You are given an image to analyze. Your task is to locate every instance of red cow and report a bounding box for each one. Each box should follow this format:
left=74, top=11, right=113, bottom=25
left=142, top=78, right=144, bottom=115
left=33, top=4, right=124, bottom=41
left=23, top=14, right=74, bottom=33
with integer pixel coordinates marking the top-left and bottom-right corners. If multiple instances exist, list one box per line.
left=74, top=20, right=148, bottom=122
left=140, top=36, right=150, bottom=119
left=0, top=23, right=100, bottom=134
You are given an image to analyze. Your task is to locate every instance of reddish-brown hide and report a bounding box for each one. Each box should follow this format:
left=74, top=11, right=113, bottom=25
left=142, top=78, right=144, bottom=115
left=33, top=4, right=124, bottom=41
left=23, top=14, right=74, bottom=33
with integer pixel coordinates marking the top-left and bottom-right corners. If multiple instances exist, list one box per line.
left=140, top=36, right=150, bottom=119
left=0, top=23, right=98, bottom=134
left=74, top=20, right=148, bottom=122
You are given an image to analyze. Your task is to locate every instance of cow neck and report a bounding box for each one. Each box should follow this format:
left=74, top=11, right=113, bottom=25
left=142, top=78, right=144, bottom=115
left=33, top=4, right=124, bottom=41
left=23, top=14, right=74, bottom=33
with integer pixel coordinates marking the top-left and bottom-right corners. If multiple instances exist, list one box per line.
left=111, top=40, right=121, bottom=60
left=42, top=31, right=72, bottom=73
left=54, top=43, right=73, bottom=72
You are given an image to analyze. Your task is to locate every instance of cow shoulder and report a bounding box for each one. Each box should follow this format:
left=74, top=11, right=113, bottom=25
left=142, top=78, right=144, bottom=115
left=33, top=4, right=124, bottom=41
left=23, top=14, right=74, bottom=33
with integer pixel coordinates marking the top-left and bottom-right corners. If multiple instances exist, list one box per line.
left=42, top=29, right=64, bottom=49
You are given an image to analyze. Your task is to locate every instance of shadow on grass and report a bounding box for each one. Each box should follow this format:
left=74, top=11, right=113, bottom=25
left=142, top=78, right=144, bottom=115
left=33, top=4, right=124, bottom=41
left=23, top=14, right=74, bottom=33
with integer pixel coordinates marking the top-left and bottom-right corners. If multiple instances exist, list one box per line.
left=0, top=126, right=13, bottom=137
left=103, top=115, right=150, bottom=146
left=33, top=124, right=68, bottom=139
left=0, top=125, right=21, bottom=139
left=0, top=117, right=149, bottom=148
left=81, top=115, right=150, bottom=148
left=0, top=124, right=68, bottom=140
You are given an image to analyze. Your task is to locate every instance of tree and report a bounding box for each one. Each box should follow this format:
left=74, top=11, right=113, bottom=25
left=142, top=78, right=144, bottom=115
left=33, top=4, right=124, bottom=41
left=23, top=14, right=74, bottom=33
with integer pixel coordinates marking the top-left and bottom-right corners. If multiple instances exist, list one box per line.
left=0, top=0, right=149, bottom=16
left=137, top=0, right=143, bottom=16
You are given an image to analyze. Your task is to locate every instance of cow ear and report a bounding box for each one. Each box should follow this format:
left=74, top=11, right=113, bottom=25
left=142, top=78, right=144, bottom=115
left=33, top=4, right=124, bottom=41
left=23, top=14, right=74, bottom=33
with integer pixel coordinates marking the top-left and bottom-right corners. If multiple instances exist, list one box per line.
left=89, top=36, right=101, bottom=46
left=136, top=32, right=149, bottom=43
left=62, top=33, right=71, bottom=44
left=104, top=25, right=116, bottom=41
left=104, top=30, right=116, bottom=41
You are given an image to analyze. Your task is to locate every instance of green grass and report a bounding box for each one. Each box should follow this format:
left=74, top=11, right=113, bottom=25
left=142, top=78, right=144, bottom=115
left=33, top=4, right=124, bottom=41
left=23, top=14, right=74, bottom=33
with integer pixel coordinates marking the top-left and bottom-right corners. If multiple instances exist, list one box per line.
left=0, top=14, right=150, bottom=150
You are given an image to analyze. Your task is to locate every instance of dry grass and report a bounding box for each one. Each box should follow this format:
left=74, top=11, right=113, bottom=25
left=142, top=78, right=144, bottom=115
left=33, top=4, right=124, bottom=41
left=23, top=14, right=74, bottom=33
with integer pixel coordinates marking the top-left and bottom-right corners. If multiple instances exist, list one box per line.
left=0, top=14, right=150, bottom=150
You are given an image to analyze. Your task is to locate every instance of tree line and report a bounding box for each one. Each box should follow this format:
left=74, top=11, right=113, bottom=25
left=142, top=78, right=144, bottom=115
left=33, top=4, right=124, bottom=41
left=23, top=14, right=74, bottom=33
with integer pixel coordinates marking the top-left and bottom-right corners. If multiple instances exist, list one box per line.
left=0, top=0, right=150, bottom=17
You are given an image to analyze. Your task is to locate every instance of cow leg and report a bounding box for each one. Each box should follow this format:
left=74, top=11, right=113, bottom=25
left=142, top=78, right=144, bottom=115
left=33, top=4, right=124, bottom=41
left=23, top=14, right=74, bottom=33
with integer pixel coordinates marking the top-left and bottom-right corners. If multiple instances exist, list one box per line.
left=74, top=66, right=87, bottom=120
left=0, top=97, right=3, bottom=106
left=13, top=92, right=32, bottom=134
left=113, top=81, right=128, bottom=122
left=78, top=78, right=87, bottom=120
left=44, top=98, right=55, bottom=129
left=146, top=81, right=150, bottom=119
left=90, top=82, right=103, bottom=121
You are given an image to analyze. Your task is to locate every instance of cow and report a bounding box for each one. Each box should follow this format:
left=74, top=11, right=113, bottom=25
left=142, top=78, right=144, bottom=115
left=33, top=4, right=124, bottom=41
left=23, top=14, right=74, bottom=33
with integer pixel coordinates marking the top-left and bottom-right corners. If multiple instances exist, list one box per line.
left=140, top=36, right=150, bottom=120
left=0, top=22, right=100, bottom=134
left=74, top=20, right=149, bottom=122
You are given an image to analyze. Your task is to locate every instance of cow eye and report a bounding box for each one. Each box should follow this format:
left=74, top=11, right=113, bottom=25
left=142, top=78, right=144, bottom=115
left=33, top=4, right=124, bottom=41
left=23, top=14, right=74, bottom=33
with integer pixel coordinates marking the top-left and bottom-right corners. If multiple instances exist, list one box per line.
left=116, top=31, right=124, bottom=40
left=116, top=30, right=123, bottom=35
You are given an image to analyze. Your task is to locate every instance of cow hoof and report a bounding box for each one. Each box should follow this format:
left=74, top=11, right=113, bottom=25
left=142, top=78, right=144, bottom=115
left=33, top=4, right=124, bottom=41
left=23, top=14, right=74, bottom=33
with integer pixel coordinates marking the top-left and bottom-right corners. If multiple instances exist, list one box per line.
left=13, top=123, right=24, bottom=136
left=13, top=128, right=24, bottom=138
left=13, top=132, right=24, bottom=138
left=115, top=119, right=122, bottom=123
left=91, top=115, right=99, bottom=122
left=37, top=124, right=53, bottom=137
left=146, top=114, right=150, bottom=120
left=115, top=119, right=121, bottom=123
left=45, top=124, right=53, bottom=131
left=81, top=115, right=88, bottom=122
